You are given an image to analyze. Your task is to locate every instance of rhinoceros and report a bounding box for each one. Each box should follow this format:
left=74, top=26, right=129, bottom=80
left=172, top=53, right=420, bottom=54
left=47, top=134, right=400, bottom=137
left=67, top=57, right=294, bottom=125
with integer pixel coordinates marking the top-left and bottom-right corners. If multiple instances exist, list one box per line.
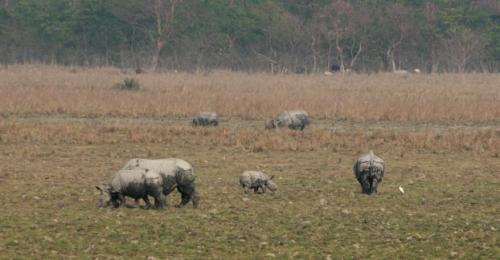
left=192, top=112, right=218, bottom=127
left=265, top=110, right=310, bottom=130
left=96, top=168, right=165, bottom=209
left=240, top=171, right=277, bottom=194
left=353, top=151, right=384, bottom=194
left=122, top=158, right=199, bottom=208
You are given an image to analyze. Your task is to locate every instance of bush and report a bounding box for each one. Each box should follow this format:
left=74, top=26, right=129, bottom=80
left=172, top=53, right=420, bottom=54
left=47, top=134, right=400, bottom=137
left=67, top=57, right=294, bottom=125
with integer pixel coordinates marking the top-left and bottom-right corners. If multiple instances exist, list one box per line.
left=115, top=78, right=141, bottom=91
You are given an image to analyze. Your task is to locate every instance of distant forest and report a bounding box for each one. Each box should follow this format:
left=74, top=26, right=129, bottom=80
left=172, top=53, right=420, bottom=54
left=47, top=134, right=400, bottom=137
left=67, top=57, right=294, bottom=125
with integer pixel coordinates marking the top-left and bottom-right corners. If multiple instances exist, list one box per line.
left=0, top=0, right=499, bottom=72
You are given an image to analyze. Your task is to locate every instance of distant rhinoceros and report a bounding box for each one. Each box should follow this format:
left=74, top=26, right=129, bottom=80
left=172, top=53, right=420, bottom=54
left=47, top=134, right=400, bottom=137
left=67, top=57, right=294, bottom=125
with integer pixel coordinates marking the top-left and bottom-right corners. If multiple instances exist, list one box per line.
left=96, top=168, right=165, bottom=209
left=122, top=158, right=199, bottom=208
left=265, top=110, right=310, bottom=130
left=240, top=171, right=277, bottom=194
left=353, top=151, right=384, bottom=194
left=192, top=112, right=218, bottom=127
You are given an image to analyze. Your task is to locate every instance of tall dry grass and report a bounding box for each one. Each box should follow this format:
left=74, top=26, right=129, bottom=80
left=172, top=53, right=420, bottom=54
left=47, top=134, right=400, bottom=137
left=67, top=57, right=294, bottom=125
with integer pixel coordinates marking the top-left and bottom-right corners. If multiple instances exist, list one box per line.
left=0, top=64, right=499, bottom=123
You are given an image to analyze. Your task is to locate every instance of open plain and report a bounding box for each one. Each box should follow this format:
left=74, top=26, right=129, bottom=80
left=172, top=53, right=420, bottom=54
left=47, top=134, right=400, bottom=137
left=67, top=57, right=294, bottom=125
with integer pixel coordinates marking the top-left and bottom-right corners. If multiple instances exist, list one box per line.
left=0, top=65, right=499, bottom=258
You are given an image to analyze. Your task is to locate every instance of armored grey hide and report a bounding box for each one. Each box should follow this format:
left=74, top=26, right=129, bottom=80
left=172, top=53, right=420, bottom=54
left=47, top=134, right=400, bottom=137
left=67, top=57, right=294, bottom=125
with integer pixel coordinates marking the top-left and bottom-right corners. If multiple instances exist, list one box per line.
left=267, top=110, right=310, bottom=130
left=240, top=171, right=277, bottom=194
left=98, top=168, right=165, bottom=209
left=353, top=151, right=384, bottom=195
left=122, top=158, right=199, bottom=208
left=192, top=112, right=218, bottom=126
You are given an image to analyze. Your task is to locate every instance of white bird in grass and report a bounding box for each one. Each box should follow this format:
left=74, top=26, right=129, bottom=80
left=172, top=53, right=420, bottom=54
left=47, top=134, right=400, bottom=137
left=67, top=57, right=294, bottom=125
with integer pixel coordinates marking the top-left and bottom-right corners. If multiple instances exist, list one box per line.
left=399, top=186, right=405, bottom=194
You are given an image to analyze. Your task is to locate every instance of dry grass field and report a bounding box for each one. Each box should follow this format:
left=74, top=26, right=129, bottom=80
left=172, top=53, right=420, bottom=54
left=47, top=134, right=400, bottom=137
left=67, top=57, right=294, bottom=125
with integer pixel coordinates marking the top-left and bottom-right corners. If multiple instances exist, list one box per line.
left=0, top=65, right=499, bottom=259
left=0, top=64, right=499, bottom=122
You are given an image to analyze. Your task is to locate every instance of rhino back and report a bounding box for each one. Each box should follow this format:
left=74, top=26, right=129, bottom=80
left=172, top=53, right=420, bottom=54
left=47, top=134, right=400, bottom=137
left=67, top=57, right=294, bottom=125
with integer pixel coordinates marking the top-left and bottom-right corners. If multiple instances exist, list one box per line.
left=288, top=110, right=309, bottom=118
left=199, top=112, right=217, bottom=119
left=128, top=158, right=195, bottom=189
left=354, top=152, right=384, bottom=174
left=241, top=171, right=267, bottom=187
left=277, top=112, right=293, bottom=125
left=277, top=110, right=309, bottom=128
left=134, top=159, right=178, bottom=177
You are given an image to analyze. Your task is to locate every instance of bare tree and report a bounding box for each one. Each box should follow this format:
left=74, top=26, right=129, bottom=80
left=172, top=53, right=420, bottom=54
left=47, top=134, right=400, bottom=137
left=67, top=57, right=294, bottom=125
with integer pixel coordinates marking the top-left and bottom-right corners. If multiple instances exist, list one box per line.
left=442, top=29, right=486, bottom=72
left=318, top=0, right=355, bottom=72
left=150, top=0, right=183, bottom=71
left=384, top=4, right=412, bottom=72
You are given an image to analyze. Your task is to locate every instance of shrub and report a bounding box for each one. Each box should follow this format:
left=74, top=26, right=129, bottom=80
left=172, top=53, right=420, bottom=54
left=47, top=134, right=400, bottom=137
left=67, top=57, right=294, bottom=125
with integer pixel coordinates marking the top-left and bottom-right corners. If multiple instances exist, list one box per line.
left=115, top=78, right=141, bottom=91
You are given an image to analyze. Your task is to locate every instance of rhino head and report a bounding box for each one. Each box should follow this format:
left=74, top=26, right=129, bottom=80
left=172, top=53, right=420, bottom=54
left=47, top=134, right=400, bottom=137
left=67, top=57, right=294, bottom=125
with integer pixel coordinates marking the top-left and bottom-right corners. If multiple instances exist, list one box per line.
left=265, top=119, right=284, bottom=129
left=264, top=119, right=276, bottom=129
left=265, top=176, right=277, bottom=192
left=95, top=184, right=112, bottom=207
left=96, top=184, right=122, bottom=208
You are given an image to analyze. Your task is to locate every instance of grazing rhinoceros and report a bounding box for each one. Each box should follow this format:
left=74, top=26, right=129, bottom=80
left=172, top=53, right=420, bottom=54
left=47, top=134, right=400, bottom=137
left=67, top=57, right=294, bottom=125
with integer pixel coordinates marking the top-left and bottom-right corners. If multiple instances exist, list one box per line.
left=265, top=110, right=310, bottom=130
left=122, top=158, right=199, bottom=208
left=96, top=168, right=165, bottom=209
left=240, top=171, right=277, bottom=194
left=353, top=151, right=385, bottom=195
left=192, top=112, right=218, bottom=127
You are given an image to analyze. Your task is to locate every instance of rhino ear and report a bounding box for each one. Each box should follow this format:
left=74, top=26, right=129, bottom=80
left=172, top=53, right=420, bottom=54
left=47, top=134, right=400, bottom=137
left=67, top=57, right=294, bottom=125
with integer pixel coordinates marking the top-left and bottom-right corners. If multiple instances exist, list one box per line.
left=95, top=186, right=102, bottom=191
left=270, top=175, right=274, bottom=180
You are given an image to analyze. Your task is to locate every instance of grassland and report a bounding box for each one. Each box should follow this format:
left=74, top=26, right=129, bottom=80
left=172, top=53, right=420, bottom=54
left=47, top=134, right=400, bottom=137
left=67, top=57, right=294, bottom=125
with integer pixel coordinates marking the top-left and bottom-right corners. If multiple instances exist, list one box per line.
left=0, top=64, right=499, bottom=122
left=0, top=65, right=499, bottom=259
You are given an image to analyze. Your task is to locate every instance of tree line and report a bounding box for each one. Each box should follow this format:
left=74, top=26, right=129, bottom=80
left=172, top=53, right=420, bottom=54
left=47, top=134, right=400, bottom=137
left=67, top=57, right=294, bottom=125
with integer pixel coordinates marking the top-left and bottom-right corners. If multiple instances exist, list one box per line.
left=0, top=0, right=499, bottom=72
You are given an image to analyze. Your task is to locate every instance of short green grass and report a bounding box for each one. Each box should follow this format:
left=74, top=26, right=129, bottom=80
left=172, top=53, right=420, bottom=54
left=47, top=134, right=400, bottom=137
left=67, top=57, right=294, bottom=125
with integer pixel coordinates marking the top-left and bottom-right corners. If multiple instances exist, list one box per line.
left=0, top=118, right=499, bottom=259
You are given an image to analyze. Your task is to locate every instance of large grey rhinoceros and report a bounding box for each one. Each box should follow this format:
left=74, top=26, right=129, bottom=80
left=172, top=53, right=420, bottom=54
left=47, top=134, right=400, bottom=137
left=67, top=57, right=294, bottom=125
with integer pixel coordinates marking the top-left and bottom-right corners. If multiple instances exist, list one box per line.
left=122, top=158, right=199, bottom=208
left=353, top=151, right=385, bottom=195
left=265, top=110, right=310, bottom=130
left=96, top=168, right=165, bottom=209
left=192, top=112, right=219, bottom=127
left=240, top=171, right=277, bottom=194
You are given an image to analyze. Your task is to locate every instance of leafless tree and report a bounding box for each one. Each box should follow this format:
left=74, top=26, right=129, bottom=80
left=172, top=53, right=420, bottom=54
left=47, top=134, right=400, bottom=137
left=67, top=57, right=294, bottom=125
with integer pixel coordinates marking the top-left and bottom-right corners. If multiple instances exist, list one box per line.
left=149, top=0, right=183, bottom=71
left=385, top=4, right=413, bottom=72
left=442, top=29, right=486, bottom=72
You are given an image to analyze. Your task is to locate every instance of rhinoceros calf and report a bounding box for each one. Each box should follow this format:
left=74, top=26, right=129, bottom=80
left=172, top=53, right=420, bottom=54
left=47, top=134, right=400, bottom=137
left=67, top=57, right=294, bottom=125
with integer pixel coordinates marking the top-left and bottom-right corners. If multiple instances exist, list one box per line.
left=265, top=110, right=310, bottom=130
left=122, top=158, right=199, bottom=208
left=96, top=168, right=165, bottom=209
left=240, top=171, right=277, bottom=194
left=192, top=112, right=218, bottom=127
left=353, top=151, right=384, bottom=194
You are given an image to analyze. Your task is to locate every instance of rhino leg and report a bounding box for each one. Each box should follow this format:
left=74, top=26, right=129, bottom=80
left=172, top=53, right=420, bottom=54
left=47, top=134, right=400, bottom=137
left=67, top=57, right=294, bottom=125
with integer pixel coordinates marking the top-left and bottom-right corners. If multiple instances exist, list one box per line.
left=371, top=178, right=378, bottom=194
left=111, top=193, right=124, bottom=208
left=253, top=187, right=259, bottom=193
left=178, top=192, right=190, bottom=207
left=153, top=193, right=166, bottom=209
left=111, top=199, right=120, bottom=208
left=359, top=173, right=371, bottom=194
left=176, top=183, right=197, bottom=208
left=143, top=196, right=152, bottom=209
left=191, top=191, right=199, bottom=208
left=242, top=185, right=250, bottom=194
